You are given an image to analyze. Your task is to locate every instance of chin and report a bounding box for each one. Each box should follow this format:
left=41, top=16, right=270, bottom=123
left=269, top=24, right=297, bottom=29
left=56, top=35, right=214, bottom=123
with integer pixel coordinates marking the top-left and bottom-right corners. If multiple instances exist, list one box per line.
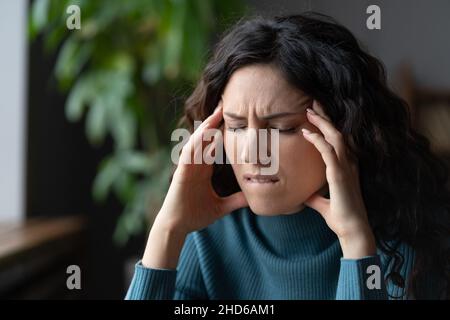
left=247, top=199, right=305, bottom=216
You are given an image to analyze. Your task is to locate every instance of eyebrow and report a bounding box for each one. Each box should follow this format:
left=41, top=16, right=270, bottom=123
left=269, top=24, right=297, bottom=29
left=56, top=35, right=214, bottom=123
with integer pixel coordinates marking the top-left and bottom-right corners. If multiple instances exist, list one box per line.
left=223, top=111, right=305, bottom=120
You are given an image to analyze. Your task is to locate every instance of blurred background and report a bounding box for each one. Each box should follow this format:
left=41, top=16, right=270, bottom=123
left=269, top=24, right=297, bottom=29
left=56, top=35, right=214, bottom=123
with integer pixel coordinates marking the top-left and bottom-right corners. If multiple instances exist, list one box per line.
left=0, top=0, right=449, bottom=299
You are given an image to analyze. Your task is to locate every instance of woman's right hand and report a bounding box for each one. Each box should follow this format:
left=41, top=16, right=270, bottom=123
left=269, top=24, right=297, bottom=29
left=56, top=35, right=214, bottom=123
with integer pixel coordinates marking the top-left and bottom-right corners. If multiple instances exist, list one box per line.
left=142, top=101, right=248, bottom=269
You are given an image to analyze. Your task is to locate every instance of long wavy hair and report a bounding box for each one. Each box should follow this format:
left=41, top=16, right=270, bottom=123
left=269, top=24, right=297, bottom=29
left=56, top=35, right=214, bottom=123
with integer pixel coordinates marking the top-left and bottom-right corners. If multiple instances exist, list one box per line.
left=178, top=12, right=450, bottom=299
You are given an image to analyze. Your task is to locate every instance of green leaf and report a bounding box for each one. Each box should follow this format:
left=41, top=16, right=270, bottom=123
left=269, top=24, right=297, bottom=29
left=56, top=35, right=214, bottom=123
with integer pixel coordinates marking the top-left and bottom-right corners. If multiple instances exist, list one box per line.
left=111, top=107, right=137, bottom=150
left=143, top=61, right=162, bottom=85
left=65, top=73, right=94, bottom=122
left=118, top=151, right=153, bottom=174
left=85, top=97, right=108, bottom=145
left=30, top=0, right=50, bottom=38
left=92, top=157, right=120, bottom=202
left=113, top=171, right=136, bottom=203
left=112, top=181, right=149, bottom=245
left=161, top=0, right=187, bottom=79
left=55, top=37, right=93, bottom=86
left=113, top=213, right=132, bottom=245
left=45, top=27, right=69, bottom=51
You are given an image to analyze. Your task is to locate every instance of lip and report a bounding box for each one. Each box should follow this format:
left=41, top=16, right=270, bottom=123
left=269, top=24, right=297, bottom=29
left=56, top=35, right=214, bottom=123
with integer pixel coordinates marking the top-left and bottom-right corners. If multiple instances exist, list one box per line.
left=243, top=173, right=280, bottom=184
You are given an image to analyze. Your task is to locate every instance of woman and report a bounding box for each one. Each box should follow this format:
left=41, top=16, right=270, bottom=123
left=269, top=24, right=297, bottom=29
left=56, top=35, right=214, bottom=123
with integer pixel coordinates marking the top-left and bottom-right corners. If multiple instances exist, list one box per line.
left=125, top=12, right=450, bottom=300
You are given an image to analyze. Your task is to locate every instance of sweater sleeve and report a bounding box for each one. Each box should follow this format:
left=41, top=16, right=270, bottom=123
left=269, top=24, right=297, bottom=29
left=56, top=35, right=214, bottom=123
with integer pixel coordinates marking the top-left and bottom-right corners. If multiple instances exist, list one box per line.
left=125, top=232, right=208, bottom=300
left=335, top=255, right=388, bottom=300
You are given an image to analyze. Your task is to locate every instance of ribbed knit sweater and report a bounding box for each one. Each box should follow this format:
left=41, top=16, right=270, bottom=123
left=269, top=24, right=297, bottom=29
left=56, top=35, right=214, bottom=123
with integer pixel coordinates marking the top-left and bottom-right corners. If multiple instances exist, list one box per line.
left=125, top=205, right=431, bottom=300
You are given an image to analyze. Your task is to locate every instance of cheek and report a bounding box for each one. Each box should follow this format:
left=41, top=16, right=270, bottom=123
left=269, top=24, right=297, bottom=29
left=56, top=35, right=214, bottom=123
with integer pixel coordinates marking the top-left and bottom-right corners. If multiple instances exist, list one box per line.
left=277, top=134, right=313, bottom=161
left=223, top=134, right=240, bottom=175
left=223, top=131, right=238, bottom=163
left=278, top=137, right=326, bottom=183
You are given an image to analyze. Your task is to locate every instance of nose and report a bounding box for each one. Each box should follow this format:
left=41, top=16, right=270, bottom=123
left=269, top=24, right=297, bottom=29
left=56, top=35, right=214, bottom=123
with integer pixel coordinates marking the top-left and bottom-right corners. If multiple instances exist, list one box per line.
left=240, top=127, right=272, bottom=166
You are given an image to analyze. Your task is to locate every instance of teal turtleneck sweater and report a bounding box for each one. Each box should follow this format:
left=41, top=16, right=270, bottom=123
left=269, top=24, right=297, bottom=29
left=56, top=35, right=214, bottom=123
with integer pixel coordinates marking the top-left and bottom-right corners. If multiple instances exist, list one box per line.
left=125, top=205, right=427, bottom=300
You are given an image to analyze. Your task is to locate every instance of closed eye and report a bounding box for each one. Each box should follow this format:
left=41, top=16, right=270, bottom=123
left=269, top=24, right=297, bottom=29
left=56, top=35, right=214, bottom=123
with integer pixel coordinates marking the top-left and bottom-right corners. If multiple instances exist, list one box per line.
left=226, top=126, right=300, bottom=134
left=226, top=126, right=247, bottom=132
left=270, top=127, right=300, bottom=134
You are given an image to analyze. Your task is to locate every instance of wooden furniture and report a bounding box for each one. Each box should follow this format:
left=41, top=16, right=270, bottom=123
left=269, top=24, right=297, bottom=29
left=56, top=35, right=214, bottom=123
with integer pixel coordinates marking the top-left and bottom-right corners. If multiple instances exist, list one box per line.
left=0, top=215, right=87, bottom=299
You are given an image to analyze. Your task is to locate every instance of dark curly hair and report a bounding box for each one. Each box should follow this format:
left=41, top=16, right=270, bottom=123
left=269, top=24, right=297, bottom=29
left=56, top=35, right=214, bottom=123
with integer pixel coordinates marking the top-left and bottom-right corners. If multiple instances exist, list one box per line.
left=178, top=12, right=450, bottom=299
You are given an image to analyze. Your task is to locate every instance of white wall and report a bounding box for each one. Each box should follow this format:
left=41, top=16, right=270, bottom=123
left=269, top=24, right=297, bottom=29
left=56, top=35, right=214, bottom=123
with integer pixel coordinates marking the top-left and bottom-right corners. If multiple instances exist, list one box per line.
left=312, top=0, right=450, bottom=89
left=0, top=0, right=27, bottom=222
left=247, top=0, right=450, bottom=89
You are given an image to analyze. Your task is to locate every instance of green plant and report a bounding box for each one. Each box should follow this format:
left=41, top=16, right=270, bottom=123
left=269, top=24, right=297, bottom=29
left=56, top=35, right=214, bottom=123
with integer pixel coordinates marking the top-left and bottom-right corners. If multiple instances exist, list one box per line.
left=29, top=0, right=245, bottom=244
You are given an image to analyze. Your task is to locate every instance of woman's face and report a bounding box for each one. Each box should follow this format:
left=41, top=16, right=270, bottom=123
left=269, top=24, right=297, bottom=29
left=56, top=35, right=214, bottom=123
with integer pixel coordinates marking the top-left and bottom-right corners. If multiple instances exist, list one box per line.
left=222, top=63, right=328, bottom=215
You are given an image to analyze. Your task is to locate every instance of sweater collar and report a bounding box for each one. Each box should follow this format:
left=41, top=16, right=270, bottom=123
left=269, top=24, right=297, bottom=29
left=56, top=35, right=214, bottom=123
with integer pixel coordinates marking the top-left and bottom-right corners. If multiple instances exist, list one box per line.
left=246, top=204, right=338, bottom=257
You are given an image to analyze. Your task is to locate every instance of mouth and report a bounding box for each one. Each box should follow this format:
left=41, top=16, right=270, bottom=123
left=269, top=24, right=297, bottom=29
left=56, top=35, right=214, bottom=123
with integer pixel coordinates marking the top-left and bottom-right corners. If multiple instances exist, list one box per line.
left=243, top=173, right=280, bottom=184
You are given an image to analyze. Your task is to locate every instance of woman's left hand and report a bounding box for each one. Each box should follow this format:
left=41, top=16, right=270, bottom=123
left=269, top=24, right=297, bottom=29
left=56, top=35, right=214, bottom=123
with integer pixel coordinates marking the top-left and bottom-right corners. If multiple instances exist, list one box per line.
left=302, top=100, right=376, bottom=259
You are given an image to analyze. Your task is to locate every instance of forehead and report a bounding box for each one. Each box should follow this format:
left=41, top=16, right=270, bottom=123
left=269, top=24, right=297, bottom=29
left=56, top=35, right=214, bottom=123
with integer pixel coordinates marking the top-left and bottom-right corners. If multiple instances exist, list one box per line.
left=221, top=63, right=309, bottom=114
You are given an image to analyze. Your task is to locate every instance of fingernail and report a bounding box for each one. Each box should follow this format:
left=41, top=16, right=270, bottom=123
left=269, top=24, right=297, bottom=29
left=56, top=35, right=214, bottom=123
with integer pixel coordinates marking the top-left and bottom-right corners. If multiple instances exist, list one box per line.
left=214, top=105, right=222, bottom=113
left=302, top=128, right=312, bottom=135
left=306, top=108, right=317, bottom=115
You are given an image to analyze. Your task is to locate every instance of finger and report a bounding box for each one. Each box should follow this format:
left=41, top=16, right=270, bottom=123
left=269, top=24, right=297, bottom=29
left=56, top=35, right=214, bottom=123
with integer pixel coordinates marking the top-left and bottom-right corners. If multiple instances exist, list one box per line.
left=302, top=128, right=340, bottom=171
left=218, top=191, right=249, bottom=216
left=312, top=100, right=358, bottom=159
left=304, top=192, right=330, bottom=217
left=205, top=101, right=223, bottom=129
left=192, top=101, right=223, bottom=137
left=311, top=100, right=331, bottom=121
left=312, top=101, right=358, bottom=165
left=306, top=101, right=346, bottom=161
left=196, top=106, right=224, bottom=161
left=180, top=102, right=223, bottom=165
left=180, top=121, right=211, bottom=165
left=202, top=130, right=222, bottom=166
